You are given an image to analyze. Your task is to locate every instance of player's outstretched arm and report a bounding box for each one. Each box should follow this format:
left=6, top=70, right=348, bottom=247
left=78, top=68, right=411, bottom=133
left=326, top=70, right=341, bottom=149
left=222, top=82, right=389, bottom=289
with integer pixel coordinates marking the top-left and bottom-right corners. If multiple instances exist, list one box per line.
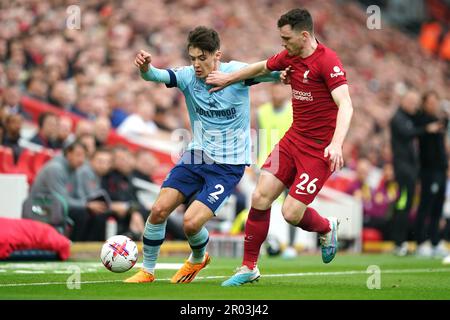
left=254, top=66, right=292, bottom=85
left=206, top=60, right=269, bottom=92
left=252, top=70, right=281, bottom=83
left=135, top=50, right=171, bottom=84
left=324, top=84, right=353, bottom=172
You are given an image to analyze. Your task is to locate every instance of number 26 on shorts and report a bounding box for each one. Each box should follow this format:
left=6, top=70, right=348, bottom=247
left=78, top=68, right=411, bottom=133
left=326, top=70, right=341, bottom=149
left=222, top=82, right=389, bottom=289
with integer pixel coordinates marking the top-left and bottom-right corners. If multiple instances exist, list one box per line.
left=295, top=173, right=318, bottom=195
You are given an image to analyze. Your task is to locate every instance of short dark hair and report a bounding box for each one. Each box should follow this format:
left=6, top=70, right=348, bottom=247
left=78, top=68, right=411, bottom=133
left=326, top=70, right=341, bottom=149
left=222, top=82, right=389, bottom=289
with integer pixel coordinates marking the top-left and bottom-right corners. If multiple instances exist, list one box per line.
left=63, top=139, right=87, bottom=156
left=92, top=147, right=111, bottom=158
left=187, top=26, right=220, bottom=53
left=277, top=9, right=314, bottom=34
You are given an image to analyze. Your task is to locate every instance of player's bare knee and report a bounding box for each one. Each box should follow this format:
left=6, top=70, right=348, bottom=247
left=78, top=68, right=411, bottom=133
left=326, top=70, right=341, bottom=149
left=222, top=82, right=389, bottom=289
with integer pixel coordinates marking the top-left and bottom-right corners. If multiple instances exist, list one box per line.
left=183, top=217, right=201, bottom=236
left=149, top=203, right=168, bottom=224
left=282, top=205, right=305, bottom=225
left=282, top=210, right=300, bottom=225
left=251, top=190, right=272, bottom=209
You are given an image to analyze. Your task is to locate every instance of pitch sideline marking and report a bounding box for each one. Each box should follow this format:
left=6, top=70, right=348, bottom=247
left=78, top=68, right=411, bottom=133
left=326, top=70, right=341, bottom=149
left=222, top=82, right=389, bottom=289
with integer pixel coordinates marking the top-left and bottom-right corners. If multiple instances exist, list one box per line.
left=0, top=268, right=449, bottom=288
left=0, top=262, right=183, bottom=272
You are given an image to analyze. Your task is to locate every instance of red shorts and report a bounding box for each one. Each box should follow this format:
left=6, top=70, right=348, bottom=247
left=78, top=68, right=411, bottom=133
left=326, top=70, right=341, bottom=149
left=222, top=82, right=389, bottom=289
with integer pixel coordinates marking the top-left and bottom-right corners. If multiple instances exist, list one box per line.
left=261, top=133, right=331, bottom=205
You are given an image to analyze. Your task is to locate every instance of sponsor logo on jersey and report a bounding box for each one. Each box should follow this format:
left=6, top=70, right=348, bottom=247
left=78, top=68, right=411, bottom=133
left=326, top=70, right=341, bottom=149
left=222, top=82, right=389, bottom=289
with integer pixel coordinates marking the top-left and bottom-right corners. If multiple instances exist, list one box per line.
left=195, top=107, right=237, bottom=119
left=330, top=66, right=344, bottom=78
left=292, top=89, right=313, bottom=101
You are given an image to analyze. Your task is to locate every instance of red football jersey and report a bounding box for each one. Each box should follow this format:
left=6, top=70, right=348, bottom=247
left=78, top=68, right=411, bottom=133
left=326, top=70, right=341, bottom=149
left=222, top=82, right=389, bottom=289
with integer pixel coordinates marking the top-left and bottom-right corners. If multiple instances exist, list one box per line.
left=266, top=43, right=347, bottom=147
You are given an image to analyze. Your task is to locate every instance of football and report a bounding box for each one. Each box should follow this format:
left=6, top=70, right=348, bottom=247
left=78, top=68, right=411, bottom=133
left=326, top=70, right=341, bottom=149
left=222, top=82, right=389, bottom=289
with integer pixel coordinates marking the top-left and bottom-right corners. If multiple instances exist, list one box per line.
left=100, top=235, right=138, bottom=273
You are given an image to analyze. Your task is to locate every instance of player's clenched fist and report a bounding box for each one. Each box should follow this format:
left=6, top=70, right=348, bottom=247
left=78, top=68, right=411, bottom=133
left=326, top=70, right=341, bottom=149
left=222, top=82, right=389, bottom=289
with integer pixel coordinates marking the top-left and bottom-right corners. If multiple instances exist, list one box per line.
left=280, top=65, right=293, bottom=85
left=134, top=50, right=152, bottom=72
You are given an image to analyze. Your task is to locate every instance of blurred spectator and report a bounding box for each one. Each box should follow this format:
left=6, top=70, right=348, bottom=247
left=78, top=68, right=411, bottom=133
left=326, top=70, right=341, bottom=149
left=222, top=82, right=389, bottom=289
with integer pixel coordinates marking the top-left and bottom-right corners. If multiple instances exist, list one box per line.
left=75, top=119, right=95, bottom=137
left=30, top=112, right=60, bottom=149
left=256, top=82, right=292, bottom=166
left=117, top=101, right=159, bottom=139
left=152, top=89, right=182, bottom=132
left=107, top=91, right=129, bottom=128
left=71, top=95, right=92, bottom=119
left=48, top=81, right=77, bottom=111
left=57, top=116, right=74, bottom=148
left=345, top=158, right=394, bottom=239
left=132, top=150, right=159, bottom=183
left=77, top=148, right=113, bottom=201
left=2, top=86, right=31, bottom=120
left=414, top=90, right=449, bottom=257
left=30, top=140, right=108, bottom=241
left=76, top=148, right=114, bottom=241
left=26, top=78, right=49, bottom=102
left=2, top=113, right=23, bottom=162
left=376, top=163, right=399, bottom=216
left=94, top=116, right=111, bottom=148
left=78, top=133, right=97, bottom=159
left=102, top=146, right=147, bottom=240
left=389, top=90, right=429, bottom=256
left=371, top=163, right=399, bottom=240
left=91, top=97, right=111, bottom=119
left=4, top=63, right=23, bottom=87
left=390, top=90, right=445, bottom=255
left=346, top=158, right=374, bottom=205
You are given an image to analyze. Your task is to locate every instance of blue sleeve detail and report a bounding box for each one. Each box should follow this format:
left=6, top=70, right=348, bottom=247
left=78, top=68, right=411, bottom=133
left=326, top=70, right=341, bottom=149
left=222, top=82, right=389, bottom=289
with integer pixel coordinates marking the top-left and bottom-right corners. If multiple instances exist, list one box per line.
left=140, top=66, right=171, bottom=84
left=165, top=69, right=178, bottom=88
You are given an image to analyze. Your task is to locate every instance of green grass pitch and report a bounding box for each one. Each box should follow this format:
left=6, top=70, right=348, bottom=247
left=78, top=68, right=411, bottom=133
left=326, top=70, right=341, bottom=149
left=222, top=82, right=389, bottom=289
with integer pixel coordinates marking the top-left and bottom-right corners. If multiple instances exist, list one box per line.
left=1, top=254, right=449, bottom=300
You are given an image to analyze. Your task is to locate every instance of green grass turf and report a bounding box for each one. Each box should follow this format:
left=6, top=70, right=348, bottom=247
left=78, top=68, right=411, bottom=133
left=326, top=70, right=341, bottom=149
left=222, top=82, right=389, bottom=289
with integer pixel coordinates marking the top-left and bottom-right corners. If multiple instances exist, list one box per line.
left=0, top=254, right=449, bottom=300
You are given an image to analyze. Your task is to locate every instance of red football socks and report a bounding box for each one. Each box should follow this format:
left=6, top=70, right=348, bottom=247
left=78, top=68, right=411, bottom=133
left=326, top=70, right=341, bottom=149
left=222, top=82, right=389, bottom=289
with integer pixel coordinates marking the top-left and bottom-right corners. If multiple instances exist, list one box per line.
left=242, top=207, right=271, bottom=270
left=296, top=207, right=330, bottom=234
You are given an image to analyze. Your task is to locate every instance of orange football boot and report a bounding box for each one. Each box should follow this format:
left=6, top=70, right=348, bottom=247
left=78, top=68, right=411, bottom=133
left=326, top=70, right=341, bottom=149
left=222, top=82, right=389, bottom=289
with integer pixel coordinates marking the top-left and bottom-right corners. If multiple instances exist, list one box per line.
left=123, top=269, right=155, bottom=283
left=171, top=252, right=211, bottom=284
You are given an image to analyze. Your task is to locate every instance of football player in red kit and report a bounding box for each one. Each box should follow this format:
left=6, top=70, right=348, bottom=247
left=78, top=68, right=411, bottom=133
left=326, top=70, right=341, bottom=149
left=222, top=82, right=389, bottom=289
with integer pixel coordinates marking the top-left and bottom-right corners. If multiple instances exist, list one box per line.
left=206, top=8, right=353, bottom=286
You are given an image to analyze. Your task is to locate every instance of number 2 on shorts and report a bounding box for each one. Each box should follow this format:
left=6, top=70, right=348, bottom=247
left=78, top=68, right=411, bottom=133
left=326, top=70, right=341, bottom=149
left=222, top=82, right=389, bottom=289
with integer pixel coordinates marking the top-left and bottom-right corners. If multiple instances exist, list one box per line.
left=210, top=184, right=224, bottom=200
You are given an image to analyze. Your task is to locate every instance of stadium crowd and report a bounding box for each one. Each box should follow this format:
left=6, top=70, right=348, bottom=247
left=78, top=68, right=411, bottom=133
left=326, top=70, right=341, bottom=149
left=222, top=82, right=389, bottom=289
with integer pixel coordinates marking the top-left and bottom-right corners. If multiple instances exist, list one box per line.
left=0, top=0, right=449, bottom=252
